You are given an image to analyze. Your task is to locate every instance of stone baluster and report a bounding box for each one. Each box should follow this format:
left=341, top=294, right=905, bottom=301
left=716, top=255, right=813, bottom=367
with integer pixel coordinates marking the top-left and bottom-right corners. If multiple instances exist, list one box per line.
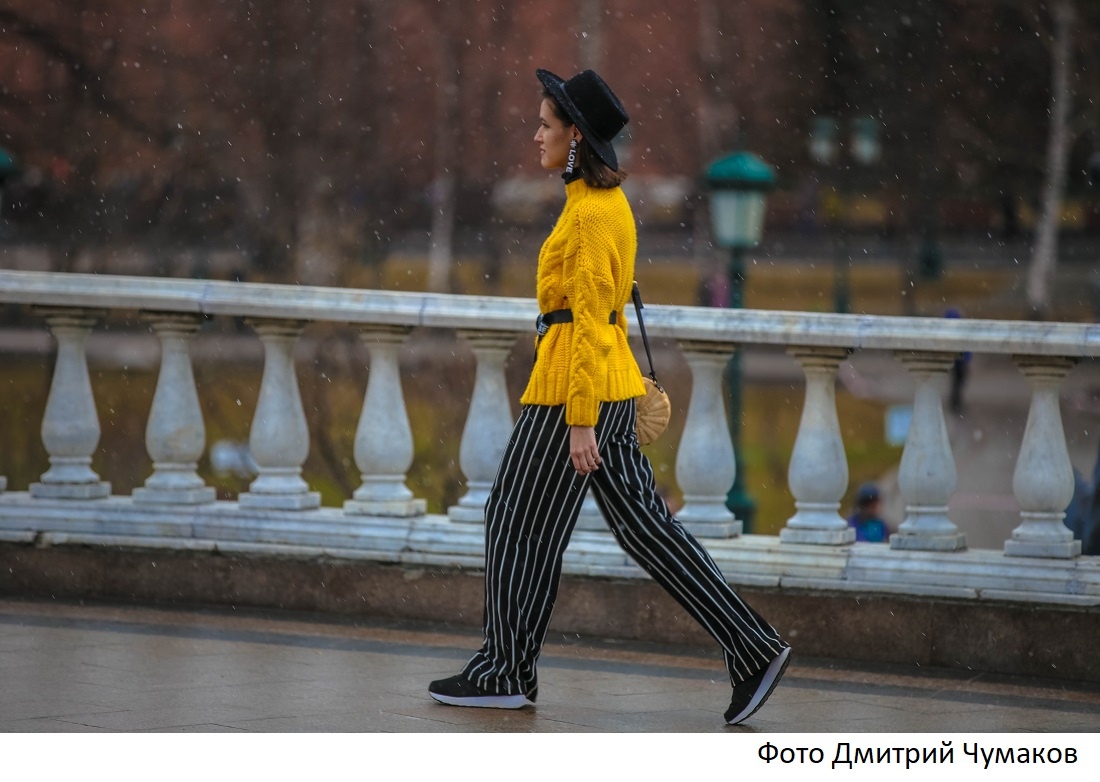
left=133, top=313, right=215, bottom=505
left=238, top=319, right=320, bottom=510
left=449, top=330, right=516, bottom=523
left=780, top=347, right=854, bottom=544
left=890, top=351, right=966, bottom=551
left=30, top=308, right=111, bottom=499
left=573, top=495, right=609, bottom=532
left=1005, top=356, right=1081, bottom=558
left=345, top=325, right=426, bottom=517
left=674, top=340, right=740, bottom=538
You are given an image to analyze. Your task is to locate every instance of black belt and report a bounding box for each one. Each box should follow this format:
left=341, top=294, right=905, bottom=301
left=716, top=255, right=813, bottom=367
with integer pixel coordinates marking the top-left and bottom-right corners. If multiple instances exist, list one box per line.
left=536, top=308, right=617, bottom=336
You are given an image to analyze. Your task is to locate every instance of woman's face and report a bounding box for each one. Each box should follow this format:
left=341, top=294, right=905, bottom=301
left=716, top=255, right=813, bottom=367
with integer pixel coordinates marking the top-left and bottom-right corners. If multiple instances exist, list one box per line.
left=534, top=98, right=576, bottom=170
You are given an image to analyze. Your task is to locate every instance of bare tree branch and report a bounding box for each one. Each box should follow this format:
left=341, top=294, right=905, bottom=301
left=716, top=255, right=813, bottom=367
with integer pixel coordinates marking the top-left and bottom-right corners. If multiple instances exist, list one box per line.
left=0, top=8, right=172, bottom=145
left=1027, top=0, right=1076, bottom=318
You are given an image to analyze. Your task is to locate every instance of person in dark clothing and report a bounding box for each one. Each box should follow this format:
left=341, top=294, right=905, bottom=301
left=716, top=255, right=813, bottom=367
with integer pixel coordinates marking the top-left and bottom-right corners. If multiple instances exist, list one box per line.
left=945, top=308, right=970, bottom=415
left=1065, top=440, right=1100, bottom=556
left=847, top=483, right=888, bottom=543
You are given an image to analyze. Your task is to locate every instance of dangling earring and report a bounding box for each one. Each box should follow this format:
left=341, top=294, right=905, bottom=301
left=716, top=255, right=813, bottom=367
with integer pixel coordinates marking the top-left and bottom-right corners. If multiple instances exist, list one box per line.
left=566, top=137, right=578, bottom=175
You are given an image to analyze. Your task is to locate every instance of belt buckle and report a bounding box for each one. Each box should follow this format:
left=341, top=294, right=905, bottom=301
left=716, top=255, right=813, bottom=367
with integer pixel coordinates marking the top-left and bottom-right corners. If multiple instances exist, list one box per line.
left=536, top=313, right=549, bottom=336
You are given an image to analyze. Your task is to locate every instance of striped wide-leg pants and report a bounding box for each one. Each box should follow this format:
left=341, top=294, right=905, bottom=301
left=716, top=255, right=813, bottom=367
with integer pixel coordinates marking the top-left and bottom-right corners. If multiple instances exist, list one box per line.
left=461, top=400, right=785, bottom=696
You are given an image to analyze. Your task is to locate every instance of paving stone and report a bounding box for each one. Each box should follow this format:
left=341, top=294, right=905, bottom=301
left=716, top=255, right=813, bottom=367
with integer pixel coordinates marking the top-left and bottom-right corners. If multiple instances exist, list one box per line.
left=1, top=598, right=1097, bottom=733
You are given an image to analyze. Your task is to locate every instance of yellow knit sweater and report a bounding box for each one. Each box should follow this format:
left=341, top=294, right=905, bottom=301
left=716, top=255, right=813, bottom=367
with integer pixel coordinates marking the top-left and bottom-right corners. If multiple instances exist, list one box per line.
left=520, top=178, right=647, bottom=426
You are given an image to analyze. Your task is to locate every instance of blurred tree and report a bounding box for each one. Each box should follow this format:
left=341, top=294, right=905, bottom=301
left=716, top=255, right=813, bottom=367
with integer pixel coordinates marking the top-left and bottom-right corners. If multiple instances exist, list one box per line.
left=1027, top=0, right=1075, bottom=318
left=425, top=0, right=461, bottom=293
left=692, top=0, right=741, bottom=267
left=793, top=0, right=1100, bottom=311
left=579, top=0, right=603, bottom=72
left=214, top=0, right=392, bottom=284
left=0, top=2, right=176, bottom=269
left=0, top=0, right=1098, bottom=288
left=0, top=0, right=396, bottom=282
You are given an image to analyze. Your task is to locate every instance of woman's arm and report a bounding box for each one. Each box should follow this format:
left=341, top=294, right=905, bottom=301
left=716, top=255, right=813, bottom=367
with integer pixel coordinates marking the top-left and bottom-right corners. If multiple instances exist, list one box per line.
left=564, top=203, right=619, bottom=427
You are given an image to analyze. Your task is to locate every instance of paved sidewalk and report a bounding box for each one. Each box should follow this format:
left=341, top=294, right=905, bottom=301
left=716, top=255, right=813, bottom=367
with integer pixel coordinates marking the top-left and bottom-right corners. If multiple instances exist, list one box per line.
left=1, top=598, right=1098, bottom=733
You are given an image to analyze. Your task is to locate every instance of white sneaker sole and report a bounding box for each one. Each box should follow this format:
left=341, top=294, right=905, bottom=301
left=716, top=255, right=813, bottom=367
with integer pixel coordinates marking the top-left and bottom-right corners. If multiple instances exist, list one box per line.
left=726, top=646, right=791, bottom=725
left=429, top=691, right=530, bottom=709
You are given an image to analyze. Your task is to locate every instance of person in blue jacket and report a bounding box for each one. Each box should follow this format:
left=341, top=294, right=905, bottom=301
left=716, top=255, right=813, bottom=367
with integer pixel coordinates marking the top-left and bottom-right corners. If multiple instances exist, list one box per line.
left=847, top=483, right=888, bottom=542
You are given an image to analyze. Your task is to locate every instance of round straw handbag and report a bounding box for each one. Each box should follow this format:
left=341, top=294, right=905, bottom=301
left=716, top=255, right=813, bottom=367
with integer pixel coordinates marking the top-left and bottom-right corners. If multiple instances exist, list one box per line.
left=636, top=375, right=670, bottom=446
left=631, top=282, right=670, bottom=446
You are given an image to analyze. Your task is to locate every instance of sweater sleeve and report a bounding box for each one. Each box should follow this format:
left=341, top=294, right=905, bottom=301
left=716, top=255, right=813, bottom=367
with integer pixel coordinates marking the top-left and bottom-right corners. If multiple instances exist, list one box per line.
left=564, top=201, right=618, bottom=426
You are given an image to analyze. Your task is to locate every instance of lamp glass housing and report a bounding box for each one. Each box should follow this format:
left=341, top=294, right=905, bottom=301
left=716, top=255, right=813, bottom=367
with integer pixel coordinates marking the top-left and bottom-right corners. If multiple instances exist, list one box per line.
left=709, top=189, right=768, bottom=249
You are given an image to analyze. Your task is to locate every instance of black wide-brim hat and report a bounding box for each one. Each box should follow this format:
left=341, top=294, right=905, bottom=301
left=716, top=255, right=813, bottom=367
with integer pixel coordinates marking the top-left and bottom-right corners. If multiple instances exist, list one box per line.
left=536, top=68, right=629, bottom=171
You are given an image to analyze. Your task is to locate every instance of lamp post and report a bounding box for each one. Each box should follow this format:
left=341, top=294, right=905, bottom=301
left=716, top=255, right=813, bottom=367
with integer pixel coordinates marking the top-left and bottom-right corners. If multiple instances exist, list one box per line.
left=704, top=151, right=775, bottom=530
left=0, top=147, right=20, bottom=218
left=809, top=115, right=880, bottom=312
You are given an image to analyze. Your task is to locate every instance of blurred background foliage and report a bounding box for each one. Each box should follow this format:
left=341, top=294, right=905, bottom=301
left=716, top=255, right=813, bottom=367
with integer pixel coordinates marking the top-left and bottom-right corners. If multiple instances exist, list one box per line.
left=0, top=0, right=1096, bottom=306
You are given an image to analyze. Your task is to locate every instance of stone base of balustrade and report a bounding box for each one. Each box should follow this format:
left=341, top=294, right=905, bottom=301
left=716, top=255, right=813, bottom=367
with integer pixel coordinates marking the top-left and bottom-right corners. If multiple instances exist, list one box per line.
left=677, top=501, right=742, bottom=539
left=239, top=491, right=322, bottom=511
left=3, top=495, right=1096, bottom=604
left=890, top=532, right=968, bottom=552
left=450, top=499, right=634, bottom=534
left=344, top=498, right=426, bottom=517
left=574, top=507, right=607, bottom=532
left=680, top=518, right=742, bottom=539
left=30, top=481, right=111, bottom=500
left=1, top=494, right=194, bottom=539
left=446, top=505, right=486, bottom=524
left=1004, top=539, right=1082, bottom=559
left=780, top=504, right=855, bottom=545
left=132, top=486, right=217, bottom=506
left=779, top=527, right=855, bottom=545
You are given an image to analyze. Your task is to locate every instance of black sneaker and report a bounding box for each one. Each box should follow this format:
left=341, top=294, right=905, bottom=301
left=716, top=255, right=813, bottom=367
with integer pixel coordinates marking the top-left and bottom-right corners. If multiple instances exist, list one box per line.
left=428, top=674, right=533, bottom=709
left=724, top=645, right=791, bottom=725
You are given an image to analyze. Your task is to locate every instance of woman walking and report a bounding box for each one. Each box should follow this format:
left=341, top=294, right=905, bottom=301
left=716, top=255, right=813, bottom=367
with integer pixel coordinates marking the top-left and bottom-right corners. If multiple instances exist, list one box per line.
left=428, top=68, right=790, bottom=726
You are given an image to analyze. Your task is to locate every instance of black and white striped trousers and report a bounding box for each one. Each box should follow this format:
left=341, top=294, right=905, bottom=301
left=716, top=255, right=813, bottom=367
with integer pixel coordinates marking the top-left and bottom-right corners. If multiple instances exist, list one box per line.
left=461, top=399, right=786, bottom=696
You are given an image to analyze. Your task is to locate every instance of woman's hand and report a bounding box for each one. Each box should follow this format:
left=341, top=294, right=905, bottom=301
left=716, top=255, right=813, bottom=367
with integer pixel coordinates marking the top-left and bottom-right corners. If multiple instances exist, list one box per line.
left=569, top=426, right=601, bottom=475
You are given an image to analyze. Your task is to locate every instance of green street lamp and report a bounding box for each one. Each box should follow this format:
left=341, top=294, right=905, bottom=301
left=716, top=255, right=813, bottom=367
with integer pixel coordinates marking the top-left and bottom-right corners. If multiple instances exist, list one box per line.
left=0, top=147, right=20, bottom=216
left=704, top=150, right=775, bottom=530
left=809, top=115, right=881, bottom=312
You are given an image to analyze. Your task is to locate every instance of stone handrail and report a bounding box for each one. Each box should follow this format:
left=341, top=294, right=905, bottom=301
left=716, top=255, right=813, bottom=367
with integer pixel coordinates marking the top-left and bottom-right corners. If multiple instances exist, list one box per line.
left=1, top=270, right=1099, bottom=354
left=0, top=270, right=1097, bottom=607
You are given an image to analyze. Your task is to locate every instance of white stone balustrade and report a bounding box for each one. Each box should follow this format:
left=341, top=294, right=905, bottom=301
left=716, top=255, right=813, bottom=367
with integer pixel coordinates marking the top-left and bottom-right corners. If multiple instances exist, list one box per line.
left=1006, top=356, right=1081, bottom=559
left=780, top=347, right=854, bottom=545
left=0, top=271, right=1098, bottom=609
left=29, top=307, right=111, bottom=500
left=890, top=351, right=966, bottom=551
left=238, top=318, right=321, bottom=510
left=573, top=494, right=608, bottom=532
left=448, top=330, right=517, bottom=523
left=133, top=313, right=216, bottom=506
left=345, top=325, right=426, bottom=517
left=675, top=340, right=741, bottom=538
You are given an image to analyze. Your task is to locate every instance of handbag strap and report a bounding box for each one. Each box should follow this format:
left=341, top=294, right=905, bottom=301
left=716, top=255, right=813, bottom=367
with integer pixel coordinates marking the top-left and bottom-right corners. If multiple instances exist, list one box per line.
left=631, top=281, right=662, bottom=390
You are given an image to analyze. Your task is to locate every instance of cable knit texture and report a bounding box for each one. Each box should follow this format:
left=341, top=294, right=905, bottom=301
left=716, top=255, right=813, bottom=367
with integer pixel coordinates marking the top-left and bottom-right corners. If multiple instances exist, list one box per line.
left=520, top=178, right=646, bottom=426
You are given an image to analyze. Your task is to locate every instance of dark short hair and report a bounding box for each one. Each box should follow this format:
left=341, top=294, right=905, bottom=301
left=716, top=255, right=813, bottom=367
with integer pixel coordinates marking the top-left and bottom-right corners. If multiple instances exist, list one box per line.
left=542, top=91, right=627, bottom=189
left=856, top=483, right=880, bottom=505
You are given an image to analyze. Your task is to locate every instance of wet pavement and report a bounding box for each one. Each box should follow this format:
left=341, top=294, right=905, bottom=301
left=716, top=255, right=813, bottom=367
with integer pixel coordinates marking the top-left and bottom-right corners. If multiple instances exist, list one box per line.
left=1, top=597, right=1098, bottom=734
